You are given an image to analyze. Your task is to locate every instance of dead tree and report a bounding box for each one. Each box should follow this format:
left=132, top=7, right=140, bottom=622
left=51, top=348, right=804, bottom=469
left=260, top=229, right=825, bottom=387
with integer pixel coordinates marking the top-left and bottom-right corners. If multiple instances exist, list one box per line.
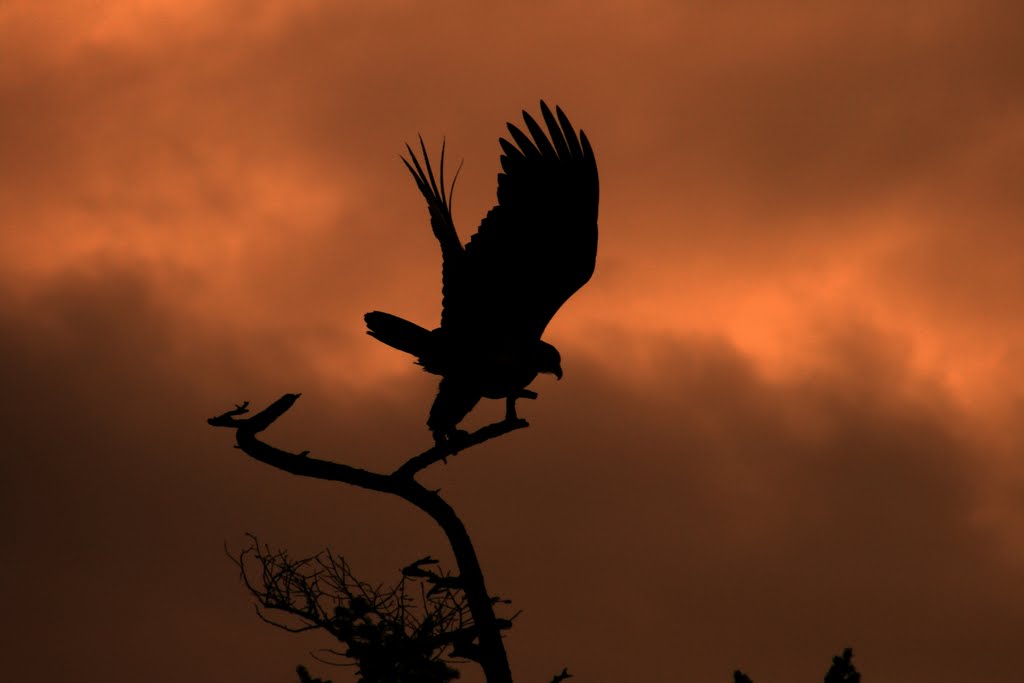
left=209, top=393, right=555, bottom=683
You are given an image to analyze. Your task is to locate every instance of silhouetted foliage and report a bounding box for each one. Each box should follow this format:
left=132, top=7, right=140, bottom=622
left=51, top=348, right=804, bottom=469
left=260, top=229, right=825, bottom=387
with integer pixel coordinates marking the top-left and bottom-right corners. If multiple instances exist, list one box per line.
left=733, top=648, right=860, bottom=683
left=824, top=648, right=860, bottom=683
left=296, top=665, right=332, bottom=683
left=232, top=536, right=521, bottom=682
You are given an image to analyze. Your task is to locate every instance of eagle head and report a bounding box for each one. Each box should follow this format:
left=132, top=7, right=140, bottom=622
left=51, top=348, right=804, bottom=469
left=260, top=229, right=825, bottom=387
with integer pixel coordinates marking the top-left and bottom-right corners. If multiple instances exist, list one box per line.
left=534, top=340, right=563, bottom=380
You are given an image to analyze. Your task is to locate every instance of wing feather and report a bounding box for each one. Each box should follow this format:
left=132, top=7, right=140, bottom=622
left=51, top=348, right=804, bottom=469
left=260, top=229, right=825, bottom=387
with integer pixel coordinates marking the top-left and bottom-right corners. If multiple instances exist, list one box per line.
left=441, top=101, right=599, bottom=339
left=522, top=110, right=558, bottom=158
left=540, top=102, right=571, bottom=159
left=401, top=139, right=466, bottom=325
left=498, top=138, right=526, bottom=170
left=506, top=122, right=542, bottom=159
left=556, top=105, right=583, bottom=158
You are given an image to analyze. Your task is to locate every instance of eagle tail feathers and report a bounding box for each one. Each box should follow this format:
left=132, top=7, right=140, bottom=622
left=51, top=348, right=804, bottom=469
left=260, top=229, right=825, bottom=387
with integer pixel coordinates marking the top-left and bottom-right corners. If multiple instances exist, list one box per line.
left=364, top=311, right=431, bottom=357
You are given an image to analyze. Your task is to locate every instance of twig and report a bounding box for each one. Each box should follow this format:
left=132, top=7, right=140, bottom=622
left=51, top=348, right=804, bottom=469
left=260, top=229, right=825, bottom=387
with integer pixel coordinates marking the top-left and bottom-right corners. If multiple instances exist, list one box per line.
left=207, top=394, right=298, bottom=432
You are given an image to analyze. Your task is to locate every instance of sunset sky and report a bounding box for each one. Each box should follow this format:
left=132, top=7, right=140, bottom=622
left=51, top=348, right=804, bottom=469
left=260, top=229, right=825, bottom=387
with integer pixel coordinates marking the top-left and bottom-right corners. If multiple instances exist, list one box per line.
left=3, top=1, right=1023, bottom=681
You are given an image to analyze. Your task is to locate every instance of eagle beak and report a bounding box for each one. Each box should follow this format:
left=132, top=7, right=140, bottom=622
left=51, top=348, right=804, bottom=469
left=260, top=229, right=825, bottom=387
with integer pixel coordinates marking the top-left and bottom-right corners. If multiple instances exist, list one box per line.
left=555, top=365, right=563, bottom=381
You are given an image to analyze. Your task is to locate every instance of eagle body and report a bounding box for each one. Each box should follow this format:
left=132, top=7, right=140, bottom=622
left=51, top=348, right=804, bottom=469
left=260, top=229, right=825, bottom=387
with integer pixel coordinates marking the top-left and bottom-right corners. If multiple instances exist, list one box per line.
left=365, top=312, right=545, bottom=392
left=365, top=102, right=599, bottom=444
left=430, top=334, right=543, bottom=399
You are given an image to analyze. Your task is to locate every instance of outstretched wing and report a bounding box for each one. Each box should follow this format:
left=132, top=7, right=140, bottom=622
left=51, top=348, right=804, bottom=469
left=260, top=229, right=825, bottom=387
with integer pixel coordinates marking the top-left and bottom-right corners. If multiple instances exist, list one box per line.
left=442, top=101, right=599, bottom=340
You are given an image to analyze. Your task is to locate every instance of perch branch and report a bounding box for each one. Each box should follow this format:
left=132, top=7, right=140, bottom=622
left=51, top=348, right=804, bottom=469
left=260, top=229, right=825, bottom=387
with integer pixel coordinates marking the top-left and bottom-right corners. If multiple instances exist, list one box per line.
left=209, top=394, right=395, bottom=493
left=393, top=418, right=529, bottom=478
left=208, top=394, right=527, bottom=485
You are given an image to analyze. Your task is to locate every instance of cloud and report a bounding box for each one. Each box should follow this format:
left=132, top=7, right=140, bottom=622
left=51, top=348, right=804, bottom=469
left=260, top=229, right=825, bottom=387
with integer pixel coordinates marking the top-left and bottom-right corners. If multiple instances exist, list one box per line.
left=4, top=0, right=1022, bottom=404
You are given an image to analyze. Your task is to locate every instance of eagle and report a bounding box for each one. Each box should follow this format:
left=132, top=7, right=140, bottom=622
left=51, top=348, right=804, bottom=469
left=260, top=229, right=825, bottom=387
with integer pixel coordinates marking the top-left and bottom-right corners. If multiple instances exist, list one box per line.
left=365, top=102, right=599, bottom=445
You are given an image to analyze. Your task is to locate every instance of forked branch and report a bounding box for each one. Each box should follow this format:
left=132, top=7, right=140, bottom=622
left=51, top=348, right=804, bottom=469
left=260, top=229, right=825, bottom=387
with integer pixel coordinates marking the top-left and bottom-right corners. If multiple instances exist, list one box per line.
left=207, top=393, right=528, bottom=486
left=208, top=394, right=519, bottom=683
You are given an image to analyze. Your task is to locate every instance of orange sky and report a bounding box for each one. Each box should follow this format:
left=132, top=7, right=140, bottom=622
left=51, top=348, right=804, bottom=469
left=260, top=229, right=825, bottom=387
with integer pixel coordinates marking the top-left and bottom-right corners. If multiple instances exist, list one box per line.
left=3, top=2, right=1023, bottom=681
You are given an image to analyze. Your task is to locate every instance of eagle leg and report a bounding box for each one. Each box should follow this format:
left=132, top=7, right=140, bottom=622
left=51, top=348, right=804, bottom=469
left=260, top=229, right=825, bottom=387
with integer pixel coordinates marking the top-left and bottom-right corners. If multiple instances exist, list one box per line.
left=504, top=396, right=518, bottom=422
left=505, top=389, right=538, bottom=422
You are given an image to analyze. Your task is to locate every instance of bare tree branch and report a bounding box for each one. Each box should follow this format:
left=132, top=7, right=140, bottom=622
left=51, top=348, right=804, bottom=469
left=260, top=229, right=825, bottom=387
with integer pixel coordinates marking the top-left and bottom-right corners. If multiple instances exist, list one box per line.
left=209, top=395, right=519, bottom=683
left=208, top=394, right=298, bottom=433
left=208, top=394, right=527, bottom=486
left=209, top=395, right=397, bottom=493
left=393, top=418, right=529, bottom=479
left=550, top=668, right=573, bottom=683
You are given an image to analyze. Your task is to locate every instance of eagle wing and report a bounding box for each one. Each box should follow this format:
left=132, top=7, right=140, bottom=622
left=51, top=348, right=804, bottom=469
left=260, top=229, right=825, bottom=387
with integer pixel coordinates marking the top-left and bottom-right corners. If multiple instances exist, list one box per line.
left=448, top=102, right=599, bottom=340
left=402, top=102, right=599, bottom=341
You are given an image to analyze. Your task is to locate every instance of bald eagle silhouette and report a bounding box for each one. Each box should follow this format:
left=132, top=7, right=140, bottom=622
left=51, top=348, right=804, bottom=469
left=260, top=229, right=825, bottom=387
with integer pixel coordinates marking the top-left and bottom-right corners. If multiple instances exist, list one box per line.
left=365, top=102, right=599, bottom=444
